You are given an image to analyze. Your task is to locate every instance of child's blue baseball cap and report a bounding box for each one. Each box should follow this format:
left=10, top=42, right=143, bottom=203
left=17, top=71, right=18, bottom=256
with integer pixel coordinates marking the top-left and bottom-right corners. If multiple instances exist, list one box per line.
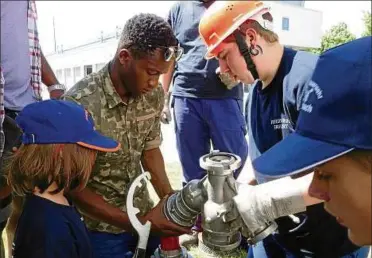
left=253, top=36, right=372, bottom=177
left=16, top=100, right=120, bottom=152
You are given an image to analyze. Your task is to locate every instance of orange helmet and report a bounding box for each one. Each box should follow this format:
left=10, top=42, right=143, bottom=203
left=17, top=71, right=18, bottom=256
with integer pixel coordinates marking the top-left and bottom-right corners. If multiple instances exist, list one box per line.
left=199, top=1, right=273, bottom=59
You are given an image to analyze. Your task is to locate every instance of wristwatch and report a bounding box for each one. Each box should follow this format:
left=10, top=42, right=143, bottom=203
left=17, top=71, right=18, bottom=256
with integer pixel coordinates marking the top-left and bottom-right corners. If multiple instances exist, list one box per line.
left=48, top=83, right=66, bottom=93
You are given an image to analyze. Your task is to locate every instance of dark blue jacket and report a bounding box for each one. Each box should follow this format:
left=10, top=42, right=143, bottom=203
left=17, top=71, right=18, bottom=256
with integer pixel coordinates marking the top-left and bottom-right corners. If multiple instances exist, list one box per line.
left=245, top=48, right=359, bottom=256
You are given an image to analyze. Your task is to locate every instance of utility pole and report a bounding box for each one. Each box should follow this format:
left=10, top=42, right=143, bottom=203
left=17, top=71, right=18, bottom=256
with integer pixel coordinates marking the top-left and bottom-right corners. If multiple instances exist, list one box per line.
left=53, top=16, right=57, bottom=53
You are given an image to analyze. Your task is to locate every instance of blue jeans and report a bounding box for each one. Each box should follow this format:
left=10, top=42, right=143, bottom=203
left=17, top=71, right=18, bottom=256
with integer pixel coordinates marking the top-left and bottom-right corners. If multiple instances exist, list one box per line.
left=247, top=240, right=370, bottom=258
left=173, top=97, right=248, bottom=183
left=89, top=231, right=160, bottom=258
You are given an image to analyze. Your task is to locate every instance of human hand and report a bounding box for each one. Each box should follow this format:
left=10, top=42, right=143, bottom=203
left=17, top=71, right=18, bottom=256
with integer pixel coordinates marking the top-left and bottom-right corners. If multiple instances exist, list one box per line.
left=142, top=197, right=192, bottom=236
left=216, top=67, right=240, bottom=89
left=160, top=105, right=172, bottom=124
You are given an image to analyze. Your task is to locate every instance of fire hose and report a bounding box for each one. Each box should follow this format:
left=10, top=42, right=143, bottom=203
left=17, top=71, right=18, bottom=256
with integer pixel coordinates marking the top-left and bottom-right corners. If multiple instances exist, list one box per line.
left=127, top=150, right=307, bottom=257
left=163, top=150, right=278, bottom=256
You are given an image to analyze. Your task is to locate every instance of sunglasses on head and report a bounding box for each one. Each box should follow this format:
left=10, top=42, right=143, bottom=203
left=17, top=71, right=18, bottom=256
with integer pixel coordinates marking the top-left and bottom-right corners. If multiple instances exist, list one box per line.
left=164, top=45, right=184, bottom=62
left=125, top=43, right=184, bottom=62
left=151, top=44, right=184, bottom=62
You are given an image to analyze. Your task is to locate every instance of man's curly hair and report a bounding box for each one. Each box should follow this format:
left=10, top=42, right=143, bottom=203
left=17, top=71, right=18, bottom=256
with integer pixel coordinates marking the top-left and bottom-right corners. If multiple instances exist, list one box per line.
left=118, top=13, right=178, bottom=59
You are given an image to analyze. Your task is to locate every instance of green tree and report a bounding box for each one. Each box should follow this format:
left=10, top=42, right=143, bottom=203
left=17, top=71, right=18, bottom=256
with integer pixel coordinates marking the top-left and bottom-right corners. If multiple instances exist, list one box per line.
left=305, top=22, right=356, bottom=54
left=319, top=22, right=356, bottom=53
left=362, top=11, right=371, bottom=37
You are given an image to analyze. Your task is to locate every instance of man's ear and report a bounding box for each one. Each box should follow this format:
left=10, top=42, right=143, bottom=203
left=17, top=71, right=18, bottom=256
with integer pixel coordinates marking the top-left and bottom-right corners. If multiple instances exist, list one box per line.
left=118, top=49, right=132, bottom=65
left=244, top=28, right=258, bottom=47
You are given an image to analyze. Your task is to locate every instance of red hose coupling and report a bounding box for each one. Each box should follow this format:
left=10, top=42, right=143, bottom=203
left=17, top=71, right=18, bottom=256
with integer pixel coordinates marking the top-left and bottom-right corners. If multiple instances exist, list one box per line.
left=160, top=236, right=181, bottom=251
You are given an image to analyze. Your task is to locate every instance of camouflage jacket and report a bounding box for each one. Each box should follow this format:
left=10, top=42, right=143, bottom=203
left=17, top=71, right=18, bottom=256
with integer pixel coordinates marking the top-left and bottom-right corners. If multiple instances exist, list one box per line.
left=64, top=63, right=164, bottom=234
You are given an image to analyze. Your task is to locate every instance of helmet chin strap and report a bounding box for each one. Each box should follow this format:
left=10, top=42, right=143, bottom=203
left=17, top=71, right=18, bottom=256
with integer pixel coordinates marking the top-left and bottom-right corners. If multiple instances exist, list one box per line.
left=233, top=31, right=259, bottom=81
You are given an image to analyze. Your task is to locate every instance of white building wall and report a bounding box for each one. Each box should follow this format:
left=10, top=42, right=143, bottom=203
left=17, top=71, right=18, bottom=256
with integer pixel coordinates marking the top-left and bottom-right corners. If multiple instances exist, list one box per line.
left=268, top=1, right=322, bottom=49
left=43, top=38, right=119, bottom=97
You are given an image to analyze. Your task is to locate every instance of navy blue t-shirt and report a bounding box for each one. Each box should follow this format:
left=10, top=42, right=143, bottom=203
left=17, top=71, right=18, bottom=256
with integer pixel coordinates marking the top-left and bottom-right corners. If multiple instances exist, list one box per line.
left=251, top=47, right=296, bottom=153
left=167, top=1, right=243, bottom=100
left=12, top=194, right=93, bottom=258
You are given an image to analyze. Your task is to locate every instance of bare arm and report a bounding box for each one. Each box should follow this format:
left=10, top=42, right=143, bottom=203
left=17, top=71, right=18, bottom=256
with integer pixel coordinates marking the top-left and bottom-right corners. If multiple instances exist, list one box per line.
left=69, top=187, right=134, bottom=231
left=159, top=60, right=175, bottom=104
left=69, top=182, right=189, bottom=236
left=41, top=50, right=59, bottom=86
left=141, top=148, right=174, bottom=199
left=41, top=50, right=65, bottom=99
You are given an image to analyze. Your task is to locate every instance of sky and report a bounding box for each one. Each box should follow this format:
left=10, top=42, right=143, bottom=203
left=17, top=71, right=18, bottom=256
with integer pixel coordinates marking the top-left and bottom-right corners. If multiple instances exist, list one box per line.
left=36, top=1, right=371, bottom=54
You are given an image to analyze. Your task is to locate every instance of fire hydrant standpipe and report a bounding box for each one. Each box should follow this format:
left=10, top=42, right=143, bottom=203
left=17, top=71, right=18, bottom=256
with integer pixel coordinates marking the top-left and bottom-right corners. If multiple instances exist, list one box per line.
left=197, top=151, right=242, bottom=255
left=162, top=150, right=279, bottom=256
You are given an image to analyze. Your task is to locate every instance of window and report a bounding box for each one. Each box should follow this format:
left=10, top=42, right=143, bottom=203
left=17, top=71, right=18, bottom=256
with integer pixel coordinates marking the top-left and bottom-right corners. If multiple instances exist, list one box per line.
left=282, top=17, right=290, bottom=31
left=84, top=65, right=93, bottom=75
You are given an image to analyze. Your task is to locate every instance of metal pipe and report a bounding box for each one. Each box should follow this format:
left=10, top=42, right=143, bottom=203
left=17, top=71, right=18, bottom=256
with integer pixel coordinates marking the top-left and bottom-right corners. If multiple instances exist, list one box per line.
left=163, top=177, right=207, bottom=228
left=198, top=151, right=242, bottom=254
left=162, top=150, right=278, bottom=254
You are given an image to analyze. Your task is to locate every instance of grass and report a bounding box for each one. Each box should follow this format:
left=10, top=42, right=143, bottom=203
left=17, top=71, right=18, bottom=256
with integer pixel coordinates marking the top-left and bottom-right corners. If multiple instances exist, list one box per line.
left=188, top=246, right=247, bottom=258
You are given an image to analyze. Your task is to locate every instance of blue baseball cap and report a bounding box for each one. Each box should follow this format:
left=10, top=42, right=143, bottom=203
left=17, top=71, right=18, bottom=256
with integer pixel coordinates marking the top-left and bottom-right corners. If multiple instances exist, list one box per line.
left=16, top=100, right=120, bottom=152
left=253, top=36, right=372, bottom=177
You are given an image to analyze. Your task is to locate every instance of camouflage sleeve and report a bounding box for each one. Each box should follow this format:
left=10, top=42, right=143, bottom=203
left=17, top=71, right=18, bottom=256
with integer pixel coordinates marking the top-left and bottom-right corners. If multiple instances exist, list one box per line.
left=144, top=86, right=164, bottom=151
